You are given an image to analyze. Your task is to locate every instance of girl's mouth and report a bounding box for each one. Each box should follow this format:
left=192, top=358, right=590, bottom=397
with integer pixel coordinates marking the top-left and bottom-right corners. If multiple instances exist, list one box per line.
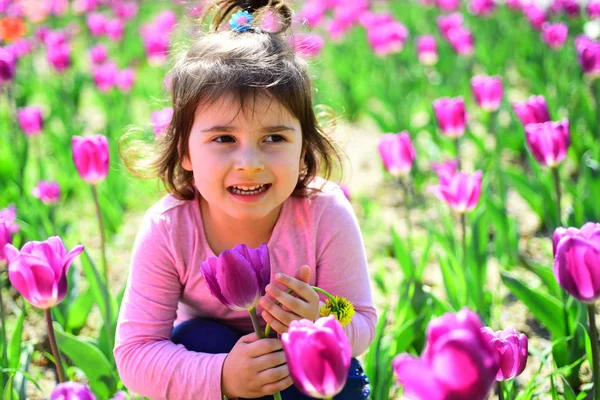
left=227, top=184, right=272, bottom=200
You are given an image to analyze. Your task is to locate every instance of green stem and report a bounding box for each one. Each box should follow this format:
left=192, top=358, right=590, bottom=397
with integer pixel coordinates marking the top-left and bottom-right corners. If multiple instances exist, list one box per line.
left=0, top=269, right=8, bottom=385
left=312, top=286, right=336, bottom=304
left=593, top=79, right=600, bottom=144
left=498, top=380, right=505, bottom=400
left=249, top=307, right=263, bottom=339
left=399, top=178, right=414, bottom=264
left=551, top=167, right=562, bottom=227
left=588, top=303, right=600, bottom=400
left=91, top=185, right=108, bottom=283
left=454, top=137, right=461, bottom=170
left=44, top=308, right=65, bottom=383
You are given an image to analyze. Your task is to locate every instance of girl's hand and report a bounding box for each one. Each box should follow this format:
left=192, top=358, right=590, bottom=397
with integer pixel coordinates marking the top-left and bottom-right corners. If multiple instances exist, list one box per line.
left=259, top=265, right=320, bottom=335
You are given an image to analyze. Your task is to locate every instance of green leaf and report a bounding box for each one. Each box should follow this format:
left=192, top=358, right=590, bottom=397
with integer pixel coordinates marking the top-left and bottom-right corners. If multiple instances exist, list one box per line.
left=53, top=323, right=117, bottom=398
left=65, top=288, right=95, bottom=334
left=391, top=228, right=415, bottom=279
left=8, top=305, right=25, bottom=370
left=501, top=272, right=566, bottom=338
left=1, top=374, right=17, bottom=400
left=504, top=166, right=543, bottom=217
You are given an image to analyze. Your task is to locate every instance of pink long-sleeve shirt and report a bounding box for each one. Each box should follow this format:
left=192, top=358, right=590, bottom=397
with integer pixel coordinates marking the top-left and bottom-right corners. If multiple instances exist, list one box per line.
left=114, top=179, right=377, bottom=400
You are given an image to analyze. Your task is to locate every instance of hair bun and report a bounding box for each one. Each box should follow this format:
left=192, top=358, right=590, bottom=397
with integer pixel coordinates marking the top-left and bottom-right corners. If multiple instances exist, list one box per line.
left=236, top=0, right=269, bottom=12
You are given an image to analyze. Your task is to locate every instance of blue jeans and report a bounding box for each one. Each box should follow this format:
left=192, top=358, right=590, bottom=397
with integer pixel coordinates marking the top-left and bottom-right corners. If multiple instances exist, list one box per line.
left=171, top=318, right=371, bottom=399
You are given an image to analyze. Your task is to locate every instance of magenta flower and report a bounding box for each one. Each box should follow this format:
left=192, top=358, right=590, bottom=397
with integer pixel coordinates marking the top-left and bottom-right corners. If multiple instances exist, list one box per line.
left=542, top=22, right=568, bottom=50
left=151, top=107, right=173, bottom=136
left=47, top=42, right=71, bottom=72
left=0, top=220, right=12, bottom=263
left=358, top=12, right=394, bottom=30
left=430, top=170, right=483, bottom=213
left=0, top=47, right=16, bottom=83
left=72, top=135, right=110, bottom=184
left=588, top=1, right=600, bottom=18
left=298, top=1, right=327, bottom=27
left=0, top=204, right=18, bottom=233
left=74, top=0, right=99, bottom=14
left=433, top=96, right=467, bottom=138
left=377, top=132, right=416, bottom=176
left=113, top=1, right=138, bottom=21
left=200, top=243, right=270, bottom=311
left=469, top=0, right=497, bottom=15
left=32, top=180, right=61, bottom=205
left=553, top=223, right=600, bottom=303
left=522, top=4, right=546, bottom=29
left=432, top=159, right=459, bottom=185
left=87, top=12, right=107, bottom=36
left=282, top=316, right=352, bottom=399
left=367, top=21, right=409, bottom=57
left=576, top=35, right=600, bottom=78
left=525, top=118, right=570, bottom=167
left=437, top=0, right=460, bottom=11
left=88, top=44, right=107, bottom=65
left=471, top=75, right=503, bottom=111
left=105, top=18, right=124, bottom=42
left=92, top=61, right=118, bottom=92
left=140, top=27, right=170, bottom=65
left=17, top=106, right=44, bottom=136
left=447, top=26, right=475, bottom=56
left=50, top=382, right=96, bottom=400
left=116, top=68, right=135, bottom=93
left=512, top=95, right=551, bottom=127
left=4, top=236, right=84, bottom=309
left=416, top=35, right=438, bottom=65
left=481, top=327, right=528, bottom=381
left=393, top=308, right=499, bottom=400
left=290, top=34, right=325, bottom=59
left=437, top=13, right=464, bottom=40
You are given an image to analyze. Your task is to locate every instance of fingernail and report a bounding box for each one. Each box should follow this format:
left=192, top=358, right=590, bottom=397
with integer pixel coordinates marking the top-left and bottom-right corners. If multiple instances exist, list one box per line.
left=276, top=273, right=283, bottom=279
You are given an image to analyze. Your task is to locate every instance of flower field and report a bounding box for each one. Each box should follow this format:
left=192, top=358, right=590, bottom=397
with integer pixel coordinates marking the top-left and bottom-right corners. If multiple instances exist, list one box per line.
left=1, top=0, right=600, bottom=399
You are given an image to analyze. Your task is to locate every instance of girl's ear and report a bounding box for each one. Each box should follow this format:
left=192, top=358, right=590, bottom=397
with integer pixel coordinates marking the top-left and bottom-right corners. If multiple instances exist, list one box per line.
left=181, top=154, right=192, bottom=171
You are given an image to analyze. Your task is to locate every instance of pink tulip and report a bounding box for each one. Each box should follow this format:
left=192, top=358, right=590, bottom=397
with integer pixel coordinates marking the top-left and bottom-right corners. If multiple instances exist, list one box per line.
left=358, top=12, right=394, bottom=29
left=32, top=180, right=61, bottom=205
left=46, top=41, right=71, bottom=72
left=506, top=0, right=523, bottom=10
left=153, top=10, right=178, bottom=32
left=0, top=204, right=19, bottom=233
left=151, top=107, right=173, bottom=136
left=87, top=12, right=107, bottom=37
left=433, top=96, right=467, bottom=138
left=298, top=1, right=327, bottom=27
left=50, top=382, right=96, bottom=400
left=200, top=243, right=270, bottom=311
left=367, top=21, right=409, bottom=57
left=0, top=47, right=16, bottom=83
left=469, top=0, right=497, bottom=16
left=522, top=4, right=546, bottom=29
left=282, top=316, right=352, bottom=399
left=6, top=38, right=32, bottom=60
left=17, top=106, right=44, bottom=136
left=551, top=0, right=580, bottom=16
left=512, top=95, right=551, bottom=127
left=73, top=0, right=98, bottom=13
left=553, top=223, right=600, bottom=302
left=416, top=35, right=438, bottom=65
left=437, top=0, right=460, bottom=11
left=140, top=27, right=170, bottom=65
left=432, top=159, right=459, bottom=185
left=481, top=327, right=528, bottom=381
left=377, top=132, right=416, bottom=176
left=471, top=75, right=503, bottom=111
left=325, top=17, right=350, bottom=42
left=92, top=61, right=118, bottom=92
left=447, top=26, right=475, bottom=56
left=437, top=13, right=464, bottom=39
left=72, top=135, right=110, bottom=184
left=525, top=118, right=570, bottom=167
left=430, top=170, right=482, bottom=213
left=576, top=35, right=600, bottom=77
left=113, top=1, right=138, bottom=21
left=393, top=308, right=499, bottom=400
left=88, top=44, right=107, bottom=65
left=588, top=1, right=600, bottom=18
left=4, top=236, right=84, bottom=309
left=290, top=34, right=325, bottom=58
left=105, top=18, right=124, bottom=42
left=116, top=68, right=135, bottom=93
left=0, top=220, right=12, bottom=262
left=542, top=22, right=568, bottom=49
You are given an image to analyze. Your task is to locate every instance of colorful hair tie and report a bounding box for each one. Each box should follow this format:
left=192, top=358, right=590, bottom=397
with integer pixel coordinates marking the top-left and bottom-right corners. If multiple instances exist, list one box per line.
left=230, top=10, right=254, bottom=32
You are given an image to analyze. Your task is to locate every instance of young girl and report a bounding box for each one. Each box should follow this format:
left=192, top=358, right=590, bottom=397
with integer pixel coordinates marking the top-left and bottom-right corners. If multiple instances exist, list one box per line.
left=114, top=1, right=377, bottom=399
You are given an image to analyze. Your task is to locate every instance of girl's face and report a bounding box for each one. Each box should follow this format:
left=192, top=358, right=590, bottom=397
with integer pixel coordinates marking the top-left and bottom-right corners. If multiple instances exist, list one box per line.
left=182, top=93, right=303, bottom=222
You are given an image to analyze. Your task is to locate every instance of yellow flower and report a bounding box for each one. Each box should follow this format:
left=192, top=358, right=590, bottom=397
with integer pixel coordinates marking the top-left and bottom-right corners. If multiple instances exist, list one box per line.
left=319, top=296, right=355, bottom=327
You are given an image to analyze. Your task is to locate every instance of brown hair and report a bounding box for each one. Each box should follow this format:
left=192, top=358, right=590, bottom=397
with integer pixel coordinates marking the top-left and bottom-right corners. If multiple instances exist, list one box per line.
left=120, top=0, right=344, bottom=200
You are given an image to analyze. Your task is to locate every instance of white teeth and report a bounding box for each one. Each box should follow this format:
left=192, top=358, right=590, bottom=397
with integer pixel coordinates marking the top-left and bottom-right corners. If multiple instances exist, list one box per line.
left=230, top=184, right=269, bottom=196
left=233, top=184, right=265, bottom=191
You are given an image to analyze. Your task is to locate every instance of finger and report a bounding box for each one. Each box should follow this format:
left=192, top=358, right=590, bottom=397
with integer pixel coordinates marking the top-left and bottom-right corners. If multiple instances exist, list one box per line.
left=274, top=273, right=319, bottom=304
left=266, top=284, right=314, bottom=317
left=261, top=309, right=289, bottom=335
left=295, top=264, right=311, bottom=284
left=257, top=363, right=290, bottom=387
left=262, top=375, right=294, bottom=395
left=261, top=293, right=302, bottom=325
left=239, top=332, right=260, bottom=344
left=247, top=337, right=283, bottom=357
left=253, top=350, right=287, bottom=372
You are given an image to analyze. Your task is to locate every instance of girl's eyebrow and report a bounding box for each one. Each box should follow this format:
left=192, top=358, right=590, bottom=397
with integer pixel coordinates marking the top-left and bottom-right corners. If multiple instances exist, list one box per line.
left=201, top=125, right=297, bottom=133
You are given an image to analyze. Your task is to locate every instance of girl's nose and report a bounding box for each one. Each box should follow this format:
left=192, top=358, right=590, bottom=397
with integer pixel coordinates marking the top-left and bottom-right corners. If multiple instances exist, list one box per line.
left=234, top=146, right=265, bottom=172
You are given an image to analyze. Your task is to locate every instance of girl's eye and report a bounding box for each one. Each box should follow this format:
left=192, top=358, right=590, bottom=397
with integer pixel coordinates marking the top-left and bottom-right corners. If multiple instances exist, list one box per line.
left=213, top=135, right=235, bottom=143
left=265, top=135, right=286, bottom=143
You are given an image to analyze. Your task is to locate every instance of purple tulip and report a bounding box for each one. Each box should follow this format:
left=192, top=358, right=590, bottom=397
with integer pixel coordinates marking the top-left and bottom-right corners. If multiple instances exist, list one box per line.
left=0, top=46, right=16, bottom=83
left=432, top=159, right=459, bottom=185
left=542, top=22, right=568, bottom=50
left=553, top=223, right=600, bottom=303
left=481, top=327, right=528, bottom=381
left=87, top=12, right=107, bottom=36
left=88, top=44, right=107, bottom=65
left=116, top=68, right=135, bottom=93
left=4, top=236, right=84, bottom=309
left=416, top=35, right=438, bottom=65
left=471, top=75, right=503, bottom=111
left=377, top=132, right=416, bottom=176
left=588, top=1, right=600, bottom=18
left=576, top=35, right=600, bottom=78
left=430, top=170, right=483, bottom=213
left=32, top=180, right=61, bottom=205
left=17, top=106, right=44, bottom=136
left=200, top=243, right=270, bottom=311
left=0, top=220, right=12, bottom=262
left=281, top=316, right=352, bottom=399
left=525, top=118, right=570, bottom=167
left=50, top=382, right=96, bottom=400
left=393, top=308, right=499, bottom=400
left=72, top=135, right=110, bottom=184
left=367, top=21, right=409, bottom=57
left=289, top=33, right=325, bottom=59
left=0, top=204, right=18, bottom=233
left=437, top=13, right=464, bottom=40
left=151, top=107, right=173, bottom=136
left=447, top=26, right=475, bottom=56
left=551, top=0, right=580, bottom=16
left=512, top=95, right=551, bottom=127
left=433, top=96, right=467, bottom=138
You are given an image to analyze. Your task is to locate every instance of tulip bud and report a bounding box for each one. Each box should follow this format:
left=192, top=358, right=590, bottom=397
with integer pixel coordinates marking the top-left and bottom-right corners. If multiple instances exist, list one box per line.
left=4, top=236, right=84, bottom=309
left=200, top=243, right=270, bottom=311
left=469, top=0, right=496, bottom=16
left=0, top=220, right=12, bottom=262
left=151, top=107, right=173, bottom=136
left=553, top=223, right=600, bottom=303
left=525, top=118, right=570, bottom=167
left=116, top=68, right=135, bottom=93
left=432, top=159, right=459, bottom=185
left=88, top=44, right=107, bottom=65
left=481, top=327, right=528, bottom=381
left=0, top=47, right=16, bottom=83
left=17, top=106, right=44, bottom=136
left=512, top=95, right=551, bottom=127
left=105, top=18, right=124, bottom=42
left=87, top=12, right=107, bottom=36
left=447, top=26, right=475, bottom=56
left=367, top=21, right=409, bottom=57
left=72, top=135, right=110, bottom=184
left=433, top=96, right=467, bottom=138
left=437, top=13, right=464, bottom=40
left=542, top=22, right=568, bottom=50
left=588, top=1, right=600, bottom=18
left=576, top=35, right=600, bottom=78
left=92, top=61, right=118, bottom=92
left=32, top=180, right=61, bottom=205
left=50, top=382, right=96, bottom=400
left=438, top=0, right=460, bottom=12
left=0, top=204, right=19, bottom=233
left=377, top=132, right=416, bottom=176
left=430, top=170, right=482, bottom=213
left=282, top=316, right=352, bottom=399
left=522, top=4, right=546, bottom=30
left=471, top=75, right=503, bottom=111
left=416, top=35, right=438, bottom=65
left=47, top=42, right=71, bottom=72
left=393, top=308, right=499, bottom=400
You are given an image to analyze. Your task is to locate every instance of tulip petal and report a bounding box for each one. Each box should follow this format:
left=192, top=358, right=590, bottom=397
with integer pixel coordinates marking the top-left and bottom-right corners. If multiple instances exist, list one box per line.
left=554, top=236, right=600, bottom=302
left=392, top=354, right=446, bottom=400
left=217, top=249, right=261, bottom=310
left=3, top=243, right=19, bottom=264
left=200, top=256, right=231, bottom=307
left=63, top=244, right=84, bottom=273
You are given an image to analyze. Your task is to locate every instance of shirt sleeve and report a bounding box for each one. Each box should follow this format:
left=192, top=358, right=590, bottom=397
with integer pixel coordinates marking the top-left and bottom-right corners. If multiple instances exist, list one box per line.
left=113, top=210, right=227, bottom=400
left=314, top=188, right=378, bottom=357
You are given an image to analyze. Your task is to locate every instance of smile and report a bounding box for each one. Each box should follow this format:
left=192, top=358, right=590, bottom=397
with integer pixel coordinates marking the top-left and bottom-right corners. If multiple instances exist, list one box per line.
left=227, top=184, right=271, bottom=196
